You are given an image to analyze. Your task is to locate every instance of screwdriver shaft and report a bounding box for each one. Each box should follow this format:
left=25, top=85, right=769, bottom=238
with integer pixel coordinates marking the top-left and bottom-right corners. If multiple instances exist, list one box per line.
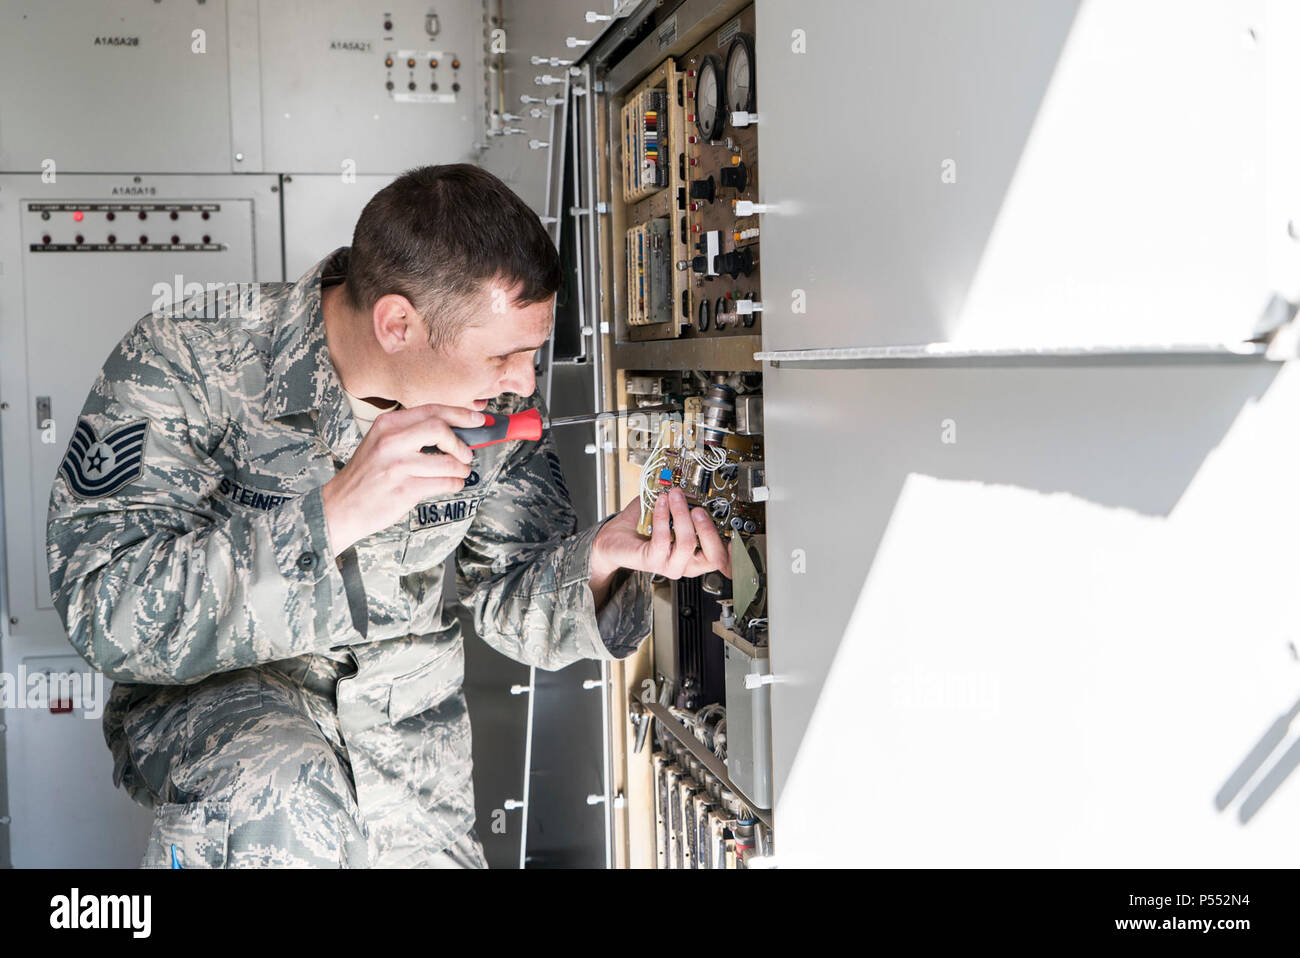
left=546, top=402, right=680, bottom=428
left=429, top=401, right=681, bottom=452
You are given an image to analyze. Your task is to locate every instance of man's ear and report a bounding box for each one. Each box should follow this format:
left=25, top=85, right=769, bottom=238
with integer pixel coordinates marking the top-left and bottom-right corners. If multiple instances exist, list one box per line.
left=372, top=293, right=423, bottom=349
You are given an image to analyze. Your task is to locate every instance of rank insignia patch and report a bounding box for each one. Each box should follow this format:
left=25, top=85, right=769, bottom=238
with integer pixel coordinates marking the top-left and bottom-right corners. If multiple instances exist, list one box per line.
left=59, top=417, right=150, bottom=500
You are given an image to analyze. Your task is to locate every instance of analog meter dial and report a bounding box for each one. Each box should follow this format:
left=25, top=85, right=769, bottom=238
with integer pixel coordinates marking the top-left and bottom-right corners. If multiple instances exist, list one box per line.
left=695, top=54, right=725, bottom=141
left=725, top=33, right=756, bottom=116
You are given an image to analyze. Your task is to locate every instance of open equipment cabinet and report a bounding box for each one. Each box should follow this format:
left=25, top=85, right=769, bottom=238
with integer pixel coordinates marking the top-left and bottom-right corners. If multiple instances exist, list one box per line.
left=562, top=0, right=773, bottom=869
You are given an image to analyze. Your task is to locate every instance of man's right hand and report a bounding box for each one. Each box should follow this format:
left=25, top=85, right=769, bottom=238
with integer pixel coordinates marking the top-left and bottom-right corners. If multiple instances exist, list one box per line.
left=321, top=403, right=484, bottom=557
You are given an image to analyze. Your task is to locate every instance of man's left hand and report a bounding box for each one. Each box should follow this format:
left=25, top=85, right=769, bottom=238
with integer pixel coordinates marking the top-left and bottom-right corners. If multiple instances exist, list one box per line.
left=588, top=487, right=733, bottom=605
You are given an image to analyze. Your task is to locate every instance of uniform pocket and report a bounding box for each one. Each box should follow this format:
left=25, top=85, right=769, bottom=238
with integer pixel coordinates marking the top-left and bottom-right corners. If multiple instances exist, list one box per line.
left=386, top=642, right=465, bottom=724
left=140, top=800, right=231, bottom=868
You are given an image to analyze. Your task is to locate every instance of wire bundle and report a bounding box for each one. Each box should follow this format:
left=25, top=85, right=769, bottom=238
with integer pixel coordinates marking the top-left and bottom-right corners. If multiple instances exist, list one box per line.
left=639, top=429, right=732, bottom=529
left=695, top=444, right=728, bottom=470
left=639, top=425, right=673, bottom=528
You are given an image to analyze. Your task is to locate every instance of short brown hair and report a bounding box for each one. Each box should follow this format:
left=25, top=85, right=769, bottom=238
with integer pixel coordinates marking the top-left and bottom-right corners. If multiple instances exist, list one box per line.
left=344, top=164, right=561, bottom=350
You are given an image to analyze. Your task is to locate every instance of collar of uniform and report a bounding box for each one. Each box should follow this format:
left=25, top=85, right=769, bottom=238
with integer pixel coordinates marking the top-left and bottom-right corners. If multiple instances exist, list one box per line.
left=265, top=246, right=362, bottom=465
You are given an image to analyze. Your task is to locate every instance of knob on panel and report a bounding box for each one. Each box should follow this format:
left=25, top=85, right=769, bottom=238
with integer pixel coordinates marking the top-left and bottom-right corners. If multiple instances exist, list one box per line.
left=716, top=248, right=754, bottom=279
left=689, top=176, right=716, bottom=204
left=719, top=161, right=747, bottom=192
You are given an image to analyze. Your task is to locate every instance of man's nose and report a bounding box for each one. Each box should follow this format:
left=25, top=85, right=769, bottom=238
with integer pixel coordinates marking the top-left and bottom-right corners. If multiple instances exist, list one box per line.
left=501, top=354, right=535, bottom=396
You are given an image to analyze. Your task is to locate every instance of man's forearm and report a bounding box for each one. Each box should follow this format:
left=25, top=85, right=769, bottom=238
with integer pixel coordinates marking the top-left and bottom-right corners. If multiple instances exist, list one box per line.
left=588, top=537, right=619, bottom=609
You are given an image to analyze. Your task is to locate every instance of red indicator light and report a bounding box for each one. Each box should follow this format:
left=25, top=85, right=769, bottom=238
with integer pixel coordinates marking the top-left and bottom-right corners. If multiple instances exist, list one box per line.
left=73, top=211, right=83, bottom=222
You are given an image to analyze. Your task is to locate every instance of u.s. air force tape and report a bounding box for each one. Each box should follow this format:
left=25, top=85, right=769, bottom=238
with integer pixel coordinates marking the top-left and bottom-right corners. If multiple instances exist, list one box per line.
left=58, top=417, right=150, bottom=500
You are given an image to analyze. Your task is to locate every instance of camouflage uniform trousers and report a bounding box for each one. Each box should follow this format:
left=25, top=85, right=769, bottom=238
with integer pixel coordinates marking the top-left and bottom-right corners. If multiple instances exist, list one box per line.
left=109, top=663, right=488, bottom=869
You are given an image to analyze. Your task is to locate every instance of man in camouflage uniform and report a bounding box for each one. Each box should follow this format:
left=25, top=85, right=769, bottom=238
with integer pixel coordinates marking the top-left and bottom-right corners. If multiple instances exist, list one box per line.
left=45, top=164, right=731, bottom=867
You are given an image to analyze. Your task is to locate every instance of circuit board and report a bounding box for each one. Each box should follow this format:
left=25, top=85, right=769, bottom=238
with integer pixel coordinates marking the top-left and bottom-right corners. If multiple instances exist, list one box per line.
left=636, top=395, right=765, bottom=538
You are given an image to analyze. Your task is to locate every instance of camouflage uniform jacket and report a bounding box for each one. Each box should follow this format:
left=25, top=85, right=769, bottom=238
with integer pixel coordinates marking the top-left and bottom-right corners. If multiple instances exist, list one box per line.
left=45, top=246, right=652, bottom=863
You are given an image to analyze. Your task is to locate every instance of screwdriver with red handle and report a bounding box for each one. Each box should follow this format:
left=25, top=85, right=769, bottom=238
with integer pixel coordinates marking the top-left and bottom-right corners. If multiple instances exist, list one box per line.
left=421, top=402, right=680, bottom=453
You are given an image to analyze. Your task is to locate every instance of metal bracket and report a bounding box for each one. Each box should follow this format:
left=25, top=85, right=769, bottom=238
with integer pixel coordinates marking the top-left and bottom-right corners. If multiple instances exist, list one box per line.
left=1251, top=292, right=1300, bottom=360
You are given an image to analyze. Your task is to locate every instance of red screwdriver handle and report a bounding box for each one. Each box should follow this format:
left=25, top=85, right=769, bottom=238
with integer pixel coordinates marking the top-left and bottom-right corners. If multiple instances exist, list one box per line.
left=442, top=407, right=544, bottom=450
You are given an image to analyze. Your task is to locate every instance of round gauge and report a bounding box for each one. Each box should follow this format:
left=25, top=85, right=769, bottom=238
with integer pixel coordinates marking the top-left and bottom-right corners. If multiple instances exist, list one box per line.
left=725, top=33, right=755, bottom=116
left=695, top=54, right=725, bottom=141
